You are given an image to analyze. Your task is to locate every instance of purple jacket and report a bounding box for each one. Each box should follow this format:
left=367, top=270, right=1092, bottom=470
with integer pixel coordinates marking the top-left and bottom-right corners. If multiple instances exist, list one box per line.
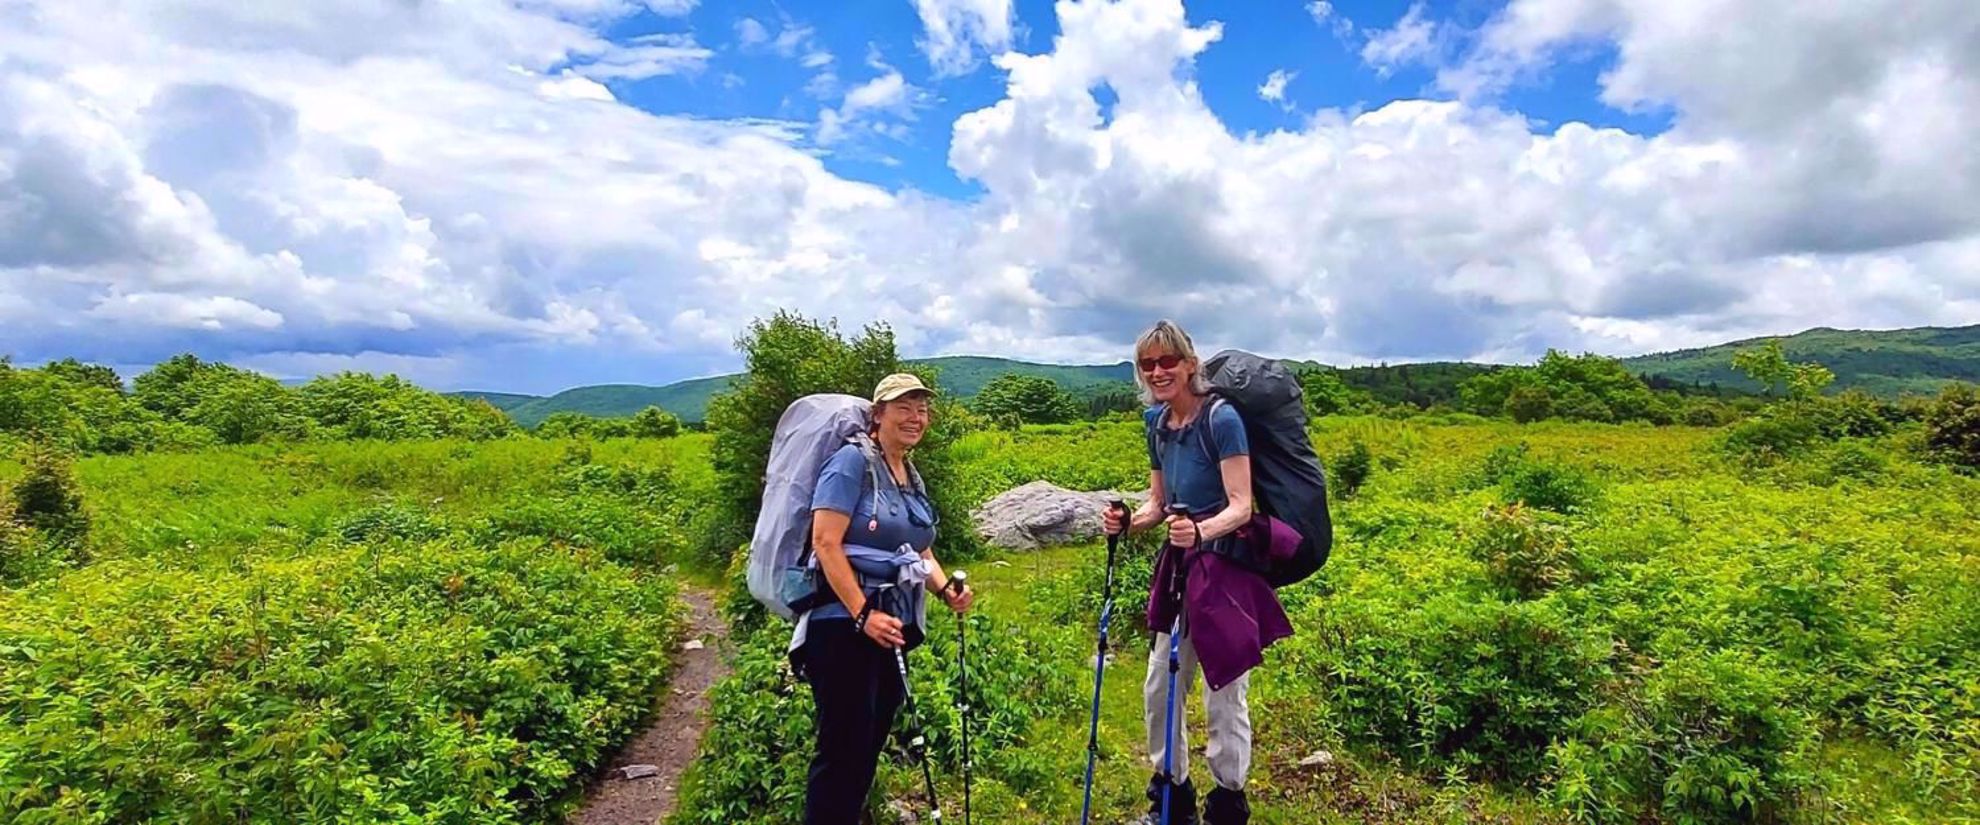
left=1146, top=514, right=1297, bottom=691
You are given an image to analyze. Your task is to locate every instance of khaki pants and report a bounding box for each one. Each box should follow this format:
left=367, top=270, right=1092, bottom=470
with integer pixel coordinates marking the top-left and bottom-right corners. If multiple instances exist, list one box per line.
left=1143, top=627, right=1252, bottom=791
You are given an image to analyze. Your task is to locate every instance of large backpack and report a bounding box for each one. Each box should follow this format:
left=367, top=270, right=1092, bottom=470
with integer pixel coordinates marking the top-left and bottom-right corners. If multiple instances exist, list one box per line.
left=746, top=393, right=926, bottom=621
left=1155, top=350, right=1333, bottom=588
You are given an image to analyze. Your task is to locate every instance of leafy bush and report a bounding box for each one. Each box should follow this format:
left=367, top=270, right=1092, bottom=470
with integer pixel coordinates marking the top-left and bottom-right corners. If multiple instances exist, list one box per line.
left=702, top=312, right=980, bottom=570
left=1467, top=504, right=1579, bottom=599
left=1330, top=439, right=1373, bottom=499
left=0, top=539, right=683, bottom=824
left=1720, top=411, right=1822, bottom=463
left=1310, top=592, right=1613, bottom=782
left=1923, top=383, right=1980, bottom=470
left=10, top=441, right=89, bottom=545
left=972, top=373, right=1080, bottom=425
left=675, top=601, right=1083, bottom=824
left=333, top=500, right=447, bottom=544
left=631, top=405, right=683, bottom=438
left=1550, top=652, right=1818, bottom=824
left=1481, top=444, right=1600, bottom=513
left=1299, top=368, right=1370, bottom=417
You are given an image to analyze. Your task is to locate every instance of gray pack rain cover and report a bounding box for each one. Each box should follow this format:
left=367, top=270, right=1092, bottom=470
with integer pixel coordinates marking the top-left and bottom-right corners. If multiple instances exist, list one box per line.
left=1203, top=349, right=1333, bottom=586
left=748, top=393, right=873, bottom=621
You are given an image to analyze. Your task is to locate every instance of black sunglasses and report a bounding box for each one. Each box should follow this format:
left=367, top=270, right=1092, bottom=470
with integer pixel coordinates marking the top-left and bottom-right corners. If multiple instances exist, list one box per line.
left=1138, top=354, right=1185, bottom=372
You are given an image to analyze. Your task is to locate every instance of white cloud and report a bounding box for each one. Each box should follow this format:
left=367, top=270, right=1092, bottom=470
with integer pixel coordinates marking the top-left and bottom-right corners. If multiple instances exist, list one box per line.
left=572, top=33, right=712, bottom=81
left=912, top=0, right=1015, bottom=76
left=1, top=0, right=1977, bottom=390
left=89, top=293, right=285, bottom=331
left=735, top=17, right=770, bottom=47
left=1306, top=1, right=1333, bottom=23
left=737, top=16, right=836, bottom=96
left=1360, top=3, right=1440, bottom=76
left=1257, top=69, right=1295, bottom=107
left=817, top=70, right=919, bottom=145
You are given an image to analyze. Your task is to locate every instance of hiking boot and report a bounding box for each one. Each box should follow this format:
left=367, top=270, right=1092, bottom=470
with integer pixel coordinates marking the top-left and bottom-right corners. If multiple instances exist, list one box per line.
left=1203, top=786, right=1250, bottom=825
left=1134, top=773, right=1199, bottom=825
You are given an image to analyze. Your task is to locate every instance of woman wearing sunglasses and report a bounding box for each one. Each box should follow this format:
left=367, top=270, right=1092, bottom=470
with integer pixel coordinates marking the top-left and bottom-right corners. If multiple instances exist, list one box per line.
left=1102, top=320, right=1270, bottom=825
left=799, top=373, right=974, bottom=824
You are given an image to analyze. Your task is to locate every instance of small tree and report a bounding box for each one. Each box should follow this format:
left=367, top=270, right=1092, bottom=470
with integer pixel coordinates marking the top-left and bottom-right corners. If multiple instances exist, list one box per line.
left=12, top=441, right=89, bottom=545
left=1924, top=383, right=1980, bottom=471
left=702, top=312, right=904, bottom=566
left=972, top=373, right=1079, bottom=425
left=1299, top=369, right=1363, bottom=417
left=1732, top=340, right=1831, bottom=399
left=1505, top=384, right=1555, bottom=423
left=631, top=406, right=682, bottom=438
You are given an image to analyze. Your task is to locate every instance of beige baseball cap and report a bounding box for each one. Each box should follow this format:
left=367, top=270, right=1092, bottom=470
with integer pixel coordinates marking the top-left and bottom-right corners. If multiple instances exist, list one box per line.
left=872, top=373, right=936, bottom=403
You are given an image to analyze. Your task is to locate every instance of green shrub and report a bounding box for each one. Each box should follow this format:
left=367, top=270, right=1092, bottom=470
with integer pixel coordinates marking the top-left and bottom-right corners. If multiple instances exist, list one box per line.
left=10, top=441, right=89, bottom=545
left=1550, top=652, right=1818, bottom=824
left=1496, top=458, right=1600, bottom=514
left=1330, top=440, right=1373, bottom=499
left=1467, top=504, right=1580, bottom=599
left=1721, top=411, right=1822, bottom=463
left=1923, top=383, right=1980, bottom=471
left=333, top=500, right=447, bottom=544
left=972, top=373, right=1080, bottom=425
left=0, top=539, right=683, bottom=824
left=1311, top=593, right=1613, bottom=782
left=631, top=405, right=683, bottom=438
left=674, top=604, right=1082, bottom=825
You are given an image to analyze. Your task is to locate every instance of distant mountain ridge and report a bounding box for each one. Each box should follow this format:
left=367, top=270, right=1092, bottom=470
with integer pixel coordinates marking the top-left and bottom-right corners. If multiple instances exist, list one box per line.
left=450, top=324, right=1979, bottom=424
left=1620, top=324, right=1980, bottom=397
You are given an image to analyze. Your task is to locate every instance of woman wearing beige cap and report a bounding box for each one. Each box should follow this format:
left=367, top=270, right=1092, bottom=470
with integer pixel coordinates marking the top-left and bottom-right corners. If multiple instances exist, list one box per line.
left=798, top=372, right=974, bottom=824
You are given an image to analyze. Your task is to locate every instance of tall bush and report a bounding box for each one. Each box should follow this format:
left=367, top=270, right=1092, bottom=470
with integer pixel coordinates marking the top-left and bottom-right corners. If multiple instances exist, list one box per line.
left=701, top=312, right=979, bottom=569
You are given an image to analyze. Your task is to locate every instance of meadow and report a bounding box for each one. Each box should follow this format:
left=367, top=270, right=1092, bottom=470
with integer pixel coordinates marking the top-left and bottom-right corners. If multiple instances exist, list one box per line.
left=677, top=417, right=1979, bottom=825
left=0, top=437, right=716, bottom=823
left=3, top=399, right=1977, bottom=823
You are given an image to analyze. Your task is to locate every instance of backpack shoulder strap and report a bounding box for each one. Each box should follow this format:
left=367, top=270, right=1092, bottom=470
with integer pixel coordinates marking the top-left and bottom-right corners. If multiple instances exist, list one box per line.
left=1194, top=395, right=1228, bottom=467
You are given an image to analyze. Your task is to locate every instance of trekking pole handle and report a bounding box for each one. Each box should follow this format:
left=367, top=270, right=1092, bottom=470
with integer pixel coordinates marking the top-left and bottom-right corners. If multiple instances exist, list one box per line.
left=946, top=569, right=967, bottom=595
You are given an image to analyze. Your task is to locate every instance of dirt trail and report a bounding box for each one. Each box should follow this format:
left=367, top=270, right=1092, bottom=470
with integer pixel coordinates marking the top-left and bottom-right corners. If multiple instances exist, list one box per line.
left=569, top=586, right=730, bottom=825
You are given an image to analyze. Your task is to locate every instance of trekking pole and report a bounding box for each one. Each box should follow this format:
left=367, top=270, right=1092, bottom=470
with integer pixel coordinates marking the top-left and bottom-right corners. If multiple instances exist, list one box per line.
left=882, top=586, right=944, bottom=821
left=946, top=570, right=972, bottom=825
left=1079, top=501, right=1130, bottom=825
left=1159, top=504, right=1191, bottom=825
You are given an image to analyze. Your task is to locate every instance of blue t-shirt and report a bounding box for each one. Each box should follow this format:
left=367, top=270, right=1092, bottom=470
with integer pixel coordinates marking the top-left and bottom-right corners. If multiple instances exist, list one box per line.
left=1145, top=400, right=1249, bottom=515
left=808, top=443, right=938, bottom=622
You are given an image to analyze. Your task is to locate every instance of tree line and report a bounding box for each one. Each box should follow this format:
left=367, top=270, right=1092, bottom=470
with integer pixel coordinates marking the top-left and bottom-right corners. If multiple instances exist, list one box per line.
left=0, top=354, right=682, bottom=454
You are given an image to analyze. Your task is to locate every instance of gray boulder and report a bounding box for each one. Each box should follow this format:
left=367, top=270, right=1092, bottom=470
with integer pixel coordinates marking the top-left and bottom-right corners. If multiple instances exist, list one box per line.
left=972, top=481, right=1147, bottom=551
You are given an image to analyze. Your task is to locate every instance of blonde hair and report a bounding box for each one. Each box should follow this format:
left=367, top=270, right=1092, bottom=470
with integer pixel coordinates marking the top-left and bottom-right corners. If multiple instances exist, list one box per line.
left=1133, top=319, right=1211, bottom=405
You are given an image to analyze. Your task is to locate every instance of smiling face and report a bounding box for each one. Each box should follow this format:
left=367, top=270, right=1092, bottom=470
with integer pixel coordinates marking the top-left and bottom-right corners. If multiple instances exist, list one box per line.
left=1137, top=347, right=1195, bottom=405
left=874, top=391, right=933, bottom=449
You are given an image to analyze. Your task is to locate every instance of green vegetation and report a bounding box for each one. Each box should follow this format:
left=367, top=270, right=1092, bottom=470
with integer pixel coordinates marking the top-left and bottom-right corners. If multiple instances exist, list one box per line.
left=1, top=355, right=518, bottom=454
left=678, top=416, right=1979, bottom=824
left=4, top=321, right=1977, bottom=824
left=971, top=373, right=1082, bottom=425
left=1626, top=324, right=1980, bottom=398
left=0, top=434, right=718, bottom=823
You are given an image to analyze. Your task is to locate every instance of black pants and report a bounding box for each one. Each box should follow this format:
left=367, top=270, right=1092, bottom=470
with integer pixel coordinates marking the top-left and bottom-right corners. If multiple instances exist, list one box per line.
left=802, top=618, right=906, bottom=825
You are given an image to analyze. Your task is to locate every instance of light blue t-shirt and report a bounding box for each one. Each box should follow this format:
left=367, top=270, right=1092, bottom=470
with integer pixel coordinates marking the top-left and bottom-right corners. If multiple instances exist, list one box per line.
left=807, top=443, right=937, bottom=622
left=1145, top=400, right=1249, bottom=515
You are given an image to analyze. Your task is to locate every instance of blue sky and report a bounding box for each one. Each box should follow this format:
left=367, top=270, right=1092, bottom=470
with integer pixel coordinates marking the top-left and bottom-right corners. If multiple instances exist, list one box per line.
left=2, top=0, right=1975, bottom=394
left=597, top=0, right=1671, bottom=200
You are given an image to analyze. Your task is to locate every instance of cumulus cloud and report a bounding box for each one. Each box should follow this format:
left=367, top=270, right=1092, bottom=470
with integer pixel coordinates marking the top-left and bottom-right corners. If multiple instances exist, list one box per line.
left=912, top=0, right=1016, bottom=76
left=1, top=0, right=1977, bottom=392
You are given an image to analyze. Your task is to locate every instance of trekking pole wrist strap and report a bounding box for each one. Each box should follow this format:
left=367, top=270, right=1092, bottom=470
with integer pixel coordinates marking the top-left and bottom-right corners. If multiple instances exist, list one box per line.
left=853, top=600, right=877, bottom=632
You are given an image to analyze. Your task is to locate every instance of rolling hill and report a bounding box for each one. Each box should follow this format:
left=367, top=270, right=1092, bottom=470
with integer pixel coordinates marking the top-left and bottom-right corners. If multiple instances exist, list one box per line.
left=1621, top=324, right=1980, bottom=397
left=452, top=324, right=1980, bottom=425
